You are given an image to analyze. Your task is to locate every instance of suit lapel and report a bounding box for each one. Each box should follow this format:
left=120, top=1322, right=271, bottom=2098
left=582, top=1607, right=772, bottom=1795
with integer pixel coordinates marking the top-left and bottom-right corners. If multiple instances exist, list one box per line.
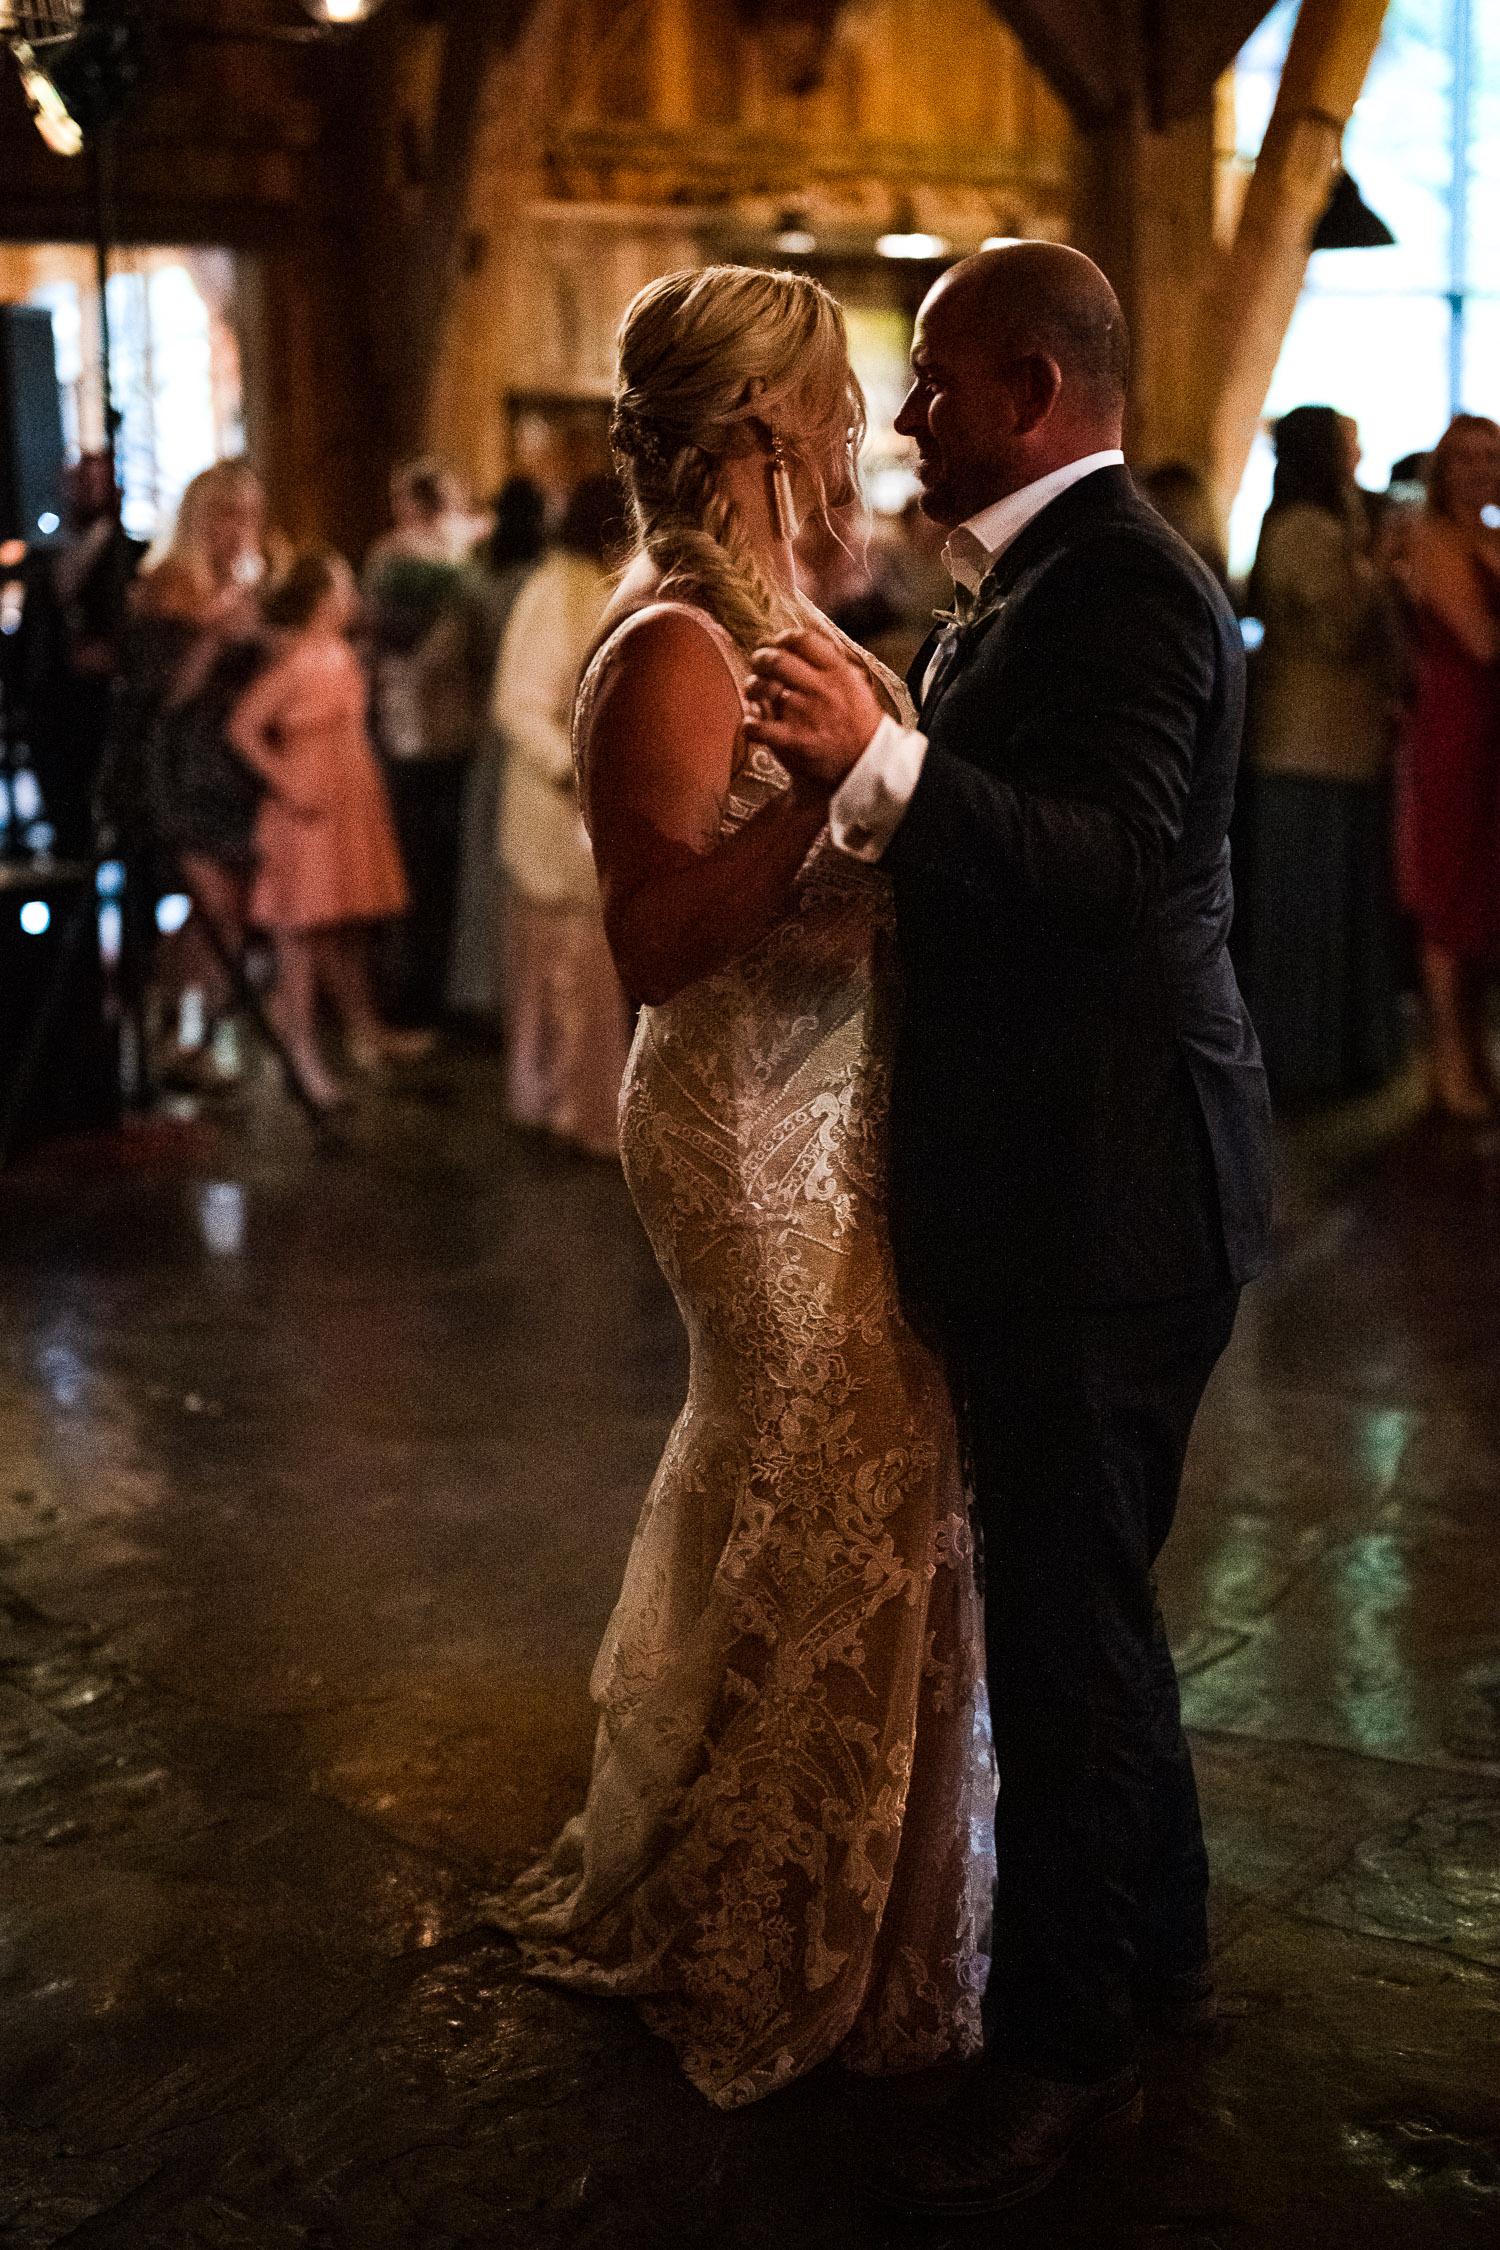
left=917, top=465, right=1135, bottom=730
left=919, top=615, right=998, bottom=726
left=906, top=628, right=940, bottom=709
left=979, top=463, right=1133, bottom=603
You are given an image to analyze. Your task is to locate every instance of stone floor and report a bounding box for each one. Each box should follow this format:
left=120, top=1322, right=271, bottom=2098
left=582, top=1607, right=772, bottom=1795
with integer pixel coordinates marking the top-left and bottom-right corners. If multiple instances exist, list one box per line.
left=0, top=1047, right=1496, bottom=2249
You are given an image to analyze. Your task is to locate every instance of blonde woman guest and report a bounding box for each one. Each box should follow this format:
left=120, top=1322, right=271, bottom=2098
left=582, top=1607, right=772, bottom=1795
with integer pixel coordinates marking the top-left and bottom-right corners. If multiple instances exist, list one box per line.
left=495, top=271, right=989, bottom=2110
left=228, top=552, right=418, bottom=1109
left=1396, top=414, right=1500, bottom=1119
left=493, top=474, right=632, bottom=1156
left=108, top=460, right=277, bottom=1073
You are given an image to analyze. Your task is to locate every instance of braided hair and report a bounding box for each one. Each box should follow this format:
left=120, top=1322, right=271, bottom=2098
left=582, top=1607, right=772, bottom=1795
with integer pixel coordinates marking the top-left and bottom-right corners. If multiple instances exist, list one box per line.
left=610, top=265, right=865, bottom=650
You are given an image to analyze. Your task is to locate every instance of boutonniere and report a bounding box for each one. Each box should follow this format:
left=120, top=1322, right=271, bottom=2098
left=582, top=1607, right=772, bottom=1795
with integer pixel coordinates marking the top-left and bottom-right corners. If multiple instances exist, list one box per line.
left=931, top=564, right=1008, bottom=636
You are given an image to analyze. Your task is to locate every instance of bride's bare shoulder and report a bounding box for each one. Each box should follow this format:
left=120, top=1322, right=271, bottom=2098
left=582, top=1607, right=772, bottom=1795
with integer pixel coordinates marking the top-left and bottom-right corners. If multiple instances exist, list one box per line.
left=580, top=559, right=744, bottom=817
left=586, top=603, right=742, bottom=745
left=595, top=600, right=734, bottom=673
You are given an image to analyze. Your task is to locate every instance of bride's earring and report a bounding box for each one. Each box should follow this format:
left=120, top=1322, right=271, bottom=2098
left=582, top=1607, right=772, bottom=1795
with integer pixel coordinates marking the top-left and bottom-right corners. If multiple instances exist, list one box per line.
left=769, top=436, right=800, bottom=543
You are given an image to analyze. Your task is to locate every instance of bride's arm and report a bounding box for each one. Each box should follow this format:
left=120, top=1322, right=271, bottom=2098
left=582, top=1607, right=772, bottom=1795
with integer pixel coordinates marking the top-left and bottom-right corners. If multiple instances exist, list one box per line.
left=583, top=611, right=829, bottom=1005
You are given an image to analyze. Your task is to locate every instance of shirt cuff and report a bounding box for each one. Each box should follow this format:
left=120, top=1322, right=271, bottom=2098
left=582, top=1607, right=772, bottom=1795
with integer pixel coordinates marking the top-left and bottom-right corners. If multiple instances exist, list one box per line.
left=828, top=714, right=929, bottom=863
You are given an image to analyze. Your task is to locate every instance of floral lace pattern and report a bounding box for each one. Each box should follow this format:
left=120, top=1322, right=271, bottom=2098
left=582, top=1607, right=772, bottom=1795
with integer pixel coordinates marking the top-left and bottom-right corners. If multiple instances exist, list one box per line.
left=495, top=604, right=994, bottom=2109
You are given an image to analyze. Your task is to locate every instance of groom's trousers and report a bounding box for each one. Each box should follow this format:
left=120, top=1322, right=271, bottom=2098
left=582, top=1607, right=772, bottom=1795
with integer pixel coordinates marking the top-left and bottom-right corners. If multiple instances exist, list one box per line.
left=947, top=1283, right=1240, bottom=2085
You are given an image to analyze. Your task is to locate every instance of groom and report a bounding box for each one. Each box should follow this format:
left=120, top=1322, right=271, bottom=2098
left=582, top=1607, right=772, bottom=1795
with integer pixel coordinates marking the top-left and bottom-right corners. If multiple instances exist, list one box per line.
left=746, top=242, right=1271, bottom=2215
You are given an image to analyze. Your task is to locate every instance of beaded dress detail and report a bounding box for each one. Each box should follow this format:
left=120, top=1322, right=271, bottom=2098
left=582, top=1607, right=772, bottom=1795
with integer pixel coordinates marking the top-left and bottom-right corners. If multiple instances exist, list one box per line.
left=497, top=601, right=993, bottom=2109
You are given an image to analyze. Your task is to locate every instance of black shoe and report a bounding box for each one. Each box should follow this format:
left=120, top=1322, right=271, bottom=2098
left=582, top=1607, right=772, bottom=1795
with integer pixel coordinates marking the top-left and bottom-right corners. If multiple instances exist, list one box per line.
left=1144, top=1964, right=1217, bottom=2037
left=868, top=2062, right=1143, bottom=2217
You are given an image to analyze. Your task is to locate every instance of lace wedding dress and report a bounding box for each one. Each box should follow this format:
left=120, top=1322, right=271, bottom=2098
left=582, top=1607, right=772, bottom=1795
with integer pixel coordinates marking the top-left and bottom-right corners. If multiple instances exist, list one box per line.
left=497, top=601, right=993, bottom=2109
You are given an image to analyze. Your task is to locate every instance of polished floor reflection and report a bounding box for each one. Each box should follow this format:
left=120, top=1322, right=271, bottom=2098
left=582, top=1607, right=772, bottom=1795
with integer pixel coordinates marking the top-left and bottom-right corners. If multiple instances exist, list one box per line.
left=0, top=1052, right=1496, bottom=2248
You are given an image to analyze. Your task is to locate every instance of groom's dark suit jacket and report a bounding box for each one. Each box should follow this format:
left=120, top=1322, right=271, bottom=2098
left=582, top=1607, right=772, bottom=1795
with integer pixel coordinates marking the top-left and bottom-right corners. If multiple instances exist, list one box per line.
left=885, top=464, right=1271, bottom=1310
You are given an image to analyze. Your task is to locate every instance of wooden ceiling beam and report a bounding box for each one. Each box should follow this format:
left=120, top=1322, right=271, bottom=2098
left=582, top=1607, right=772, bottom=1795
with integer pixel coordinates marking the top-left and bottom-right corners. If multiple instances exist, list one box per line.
left=1149, top=0, right=1282, bottom=125
left=987, top=0, right=1282, bottom=126
left=984, top=0, right=1390, bottom=510
left=986, top=0, right=1135, bottom=125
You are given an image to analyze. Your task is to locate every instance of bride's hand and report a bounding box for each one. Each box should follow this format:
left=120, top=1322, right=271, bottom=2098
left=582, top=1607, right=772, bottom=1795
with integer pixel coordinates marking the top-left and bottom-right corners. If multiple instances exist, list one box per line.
left=745, top=629, right=886, bottom=789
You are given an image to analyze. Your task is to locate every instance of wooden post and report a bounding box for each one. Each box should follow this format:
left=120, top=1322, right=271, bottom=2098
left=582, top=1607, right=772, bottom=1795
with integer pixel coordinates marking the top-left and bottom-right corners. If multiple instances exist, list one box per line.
left=1074, top=95, right=1218, bottom=472
left=312, top=3, right=521, bottom=543
left=238, top=229, right=389, bottom=560
left=1208, top=0, right=1391, bottom=508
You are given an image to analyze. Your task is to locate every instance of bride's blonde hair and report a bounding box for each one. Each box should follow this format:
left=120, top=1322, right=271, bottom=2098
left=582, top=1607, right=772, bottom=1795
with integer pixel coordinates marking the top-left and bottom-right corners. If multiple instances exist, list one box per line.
left=610, top=264, right=865, bottom=649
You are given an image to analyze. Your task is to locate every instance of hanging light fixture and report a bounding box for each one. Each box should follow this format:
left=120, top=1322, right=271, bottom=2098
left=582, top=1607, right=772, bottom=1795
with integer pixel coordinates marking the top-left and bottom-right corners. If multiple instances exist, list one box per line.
left=1312, top=169, right=1395, bottom=251
left=773, top=210, right=817, bottom=255
left=876, top=227, right=950, bottom=260
left=3, top=0, right=85, bottom=154
left=9, top=35, right=80, bottom=150
left=300, top=0, right=390, bottom=23
left=876, top=199, right=949, bottom=261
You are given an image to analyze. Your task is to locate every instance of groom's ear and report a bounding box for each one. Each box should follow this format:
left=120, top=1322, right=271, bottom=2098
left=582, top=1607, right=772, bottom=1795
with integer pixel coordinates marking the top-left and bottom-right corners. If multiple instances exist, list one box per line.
left=1003, top=353, right=1064, bottom=438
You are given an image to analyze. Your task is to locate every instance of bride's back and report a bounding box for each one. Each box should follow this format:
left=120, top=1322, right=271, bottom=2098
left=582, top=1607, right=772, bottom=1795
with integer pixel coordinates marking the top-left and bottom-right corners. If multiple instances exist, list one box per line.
left=577, top=588, right=896, bottom=1031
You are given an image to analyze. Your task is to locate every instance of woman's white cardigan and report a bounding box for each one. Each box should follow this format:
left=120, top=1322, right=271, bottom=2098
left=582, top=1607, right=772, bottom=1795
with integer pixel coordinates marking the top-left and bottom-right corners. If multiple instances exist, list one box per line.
left=493, top=551, right=612, bottom=908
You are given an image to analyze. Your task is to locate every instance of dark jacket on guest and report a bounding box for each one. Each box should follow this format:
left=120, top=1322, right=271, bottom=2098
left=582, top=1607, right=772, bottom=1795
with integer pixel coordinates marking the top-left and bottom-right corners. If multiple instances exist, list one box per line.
left=887, top=464, right=1271, bottom=1310
left=16, top=523, right=147, bottom=859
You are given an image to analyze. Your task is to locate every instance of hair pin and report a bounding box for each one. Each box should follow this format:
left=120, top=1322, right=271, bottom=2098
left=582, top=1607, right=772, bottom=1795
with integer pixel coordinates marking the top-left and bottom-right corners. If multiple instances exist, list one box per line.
left=611, top=403, right=668, bottom=479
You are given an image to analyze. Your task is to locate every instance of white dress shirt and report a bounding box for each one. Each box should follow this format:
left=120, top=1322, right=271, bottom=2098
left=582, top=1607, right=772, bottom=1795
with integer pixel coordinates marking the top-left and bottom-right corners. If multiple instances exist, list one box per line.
left=829, top=450, right=1125, bottom=862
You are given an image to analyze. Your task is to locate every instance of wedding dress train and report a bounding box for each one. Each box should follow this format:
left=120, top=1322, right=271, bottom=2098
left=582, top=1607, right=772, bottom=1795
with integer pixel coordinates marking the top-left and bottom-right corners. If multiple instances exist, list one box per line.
left=497, top=603, right=993, bottom=2109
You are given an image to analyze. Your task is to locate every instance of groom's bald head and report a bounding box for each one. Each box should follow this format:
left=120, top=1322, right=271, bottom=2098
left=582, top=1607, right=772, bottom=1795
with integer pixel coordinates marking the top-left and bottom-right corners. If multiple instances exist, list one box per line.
left=933, top=243, right=1129, bottom=408
left=896, top=242, right=1130, bottom=525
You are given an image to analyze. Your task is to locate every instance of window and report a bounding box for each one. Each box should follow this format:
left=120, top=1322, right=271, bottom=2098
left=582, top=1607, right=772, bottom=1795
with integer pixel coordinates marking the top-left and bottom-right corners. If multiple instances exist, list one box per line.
left=1230, top=0, right=1500, bottom=571
left=16, top=246, right=244, bottom=543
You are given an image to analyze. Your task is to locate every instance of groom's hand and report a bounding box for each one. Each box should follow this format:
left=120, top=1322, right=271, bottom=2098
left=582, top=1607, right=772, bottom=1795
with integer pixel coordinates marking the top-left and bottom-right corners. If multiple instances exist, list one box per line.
left=744, top=629, right=885, bottom=791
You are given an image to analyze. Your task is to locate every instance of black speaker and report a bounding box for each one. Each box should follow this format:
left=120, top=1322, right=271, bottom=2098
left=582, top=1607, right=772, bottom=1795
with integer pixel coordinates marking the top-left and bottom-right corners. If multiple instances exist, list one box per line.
left=0, top=305, right=66, bottom=552
left=0, top=861, right=118, bottom=1158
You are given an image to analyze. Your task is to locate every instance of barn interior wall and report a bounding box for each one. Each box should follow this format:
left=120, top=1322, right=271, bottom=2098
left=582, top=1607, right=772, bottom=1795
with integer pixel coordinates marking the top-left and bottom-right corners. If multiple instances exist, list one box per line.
left=423, top=0, right=1079, bottom=517
left=0, top=1, right=1340, bottom=553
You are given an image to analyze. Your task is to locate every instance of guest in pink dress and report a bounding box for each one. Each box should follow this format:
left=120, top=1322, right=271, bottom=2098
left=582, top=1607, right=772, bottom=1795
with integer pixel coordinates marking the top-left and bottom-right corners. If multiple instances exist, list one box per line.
left=229, top=551, right=420, bottom=1108
left=1396, top=415, right=1500, bottom=1120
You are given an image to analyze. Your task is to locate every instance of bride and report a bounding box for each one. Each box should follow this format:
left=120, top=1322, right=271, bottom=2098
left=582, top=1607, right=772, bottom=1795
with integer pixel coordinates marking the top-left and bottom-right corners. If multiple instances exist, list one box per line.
left=496, top=264, right=992, bottom=2110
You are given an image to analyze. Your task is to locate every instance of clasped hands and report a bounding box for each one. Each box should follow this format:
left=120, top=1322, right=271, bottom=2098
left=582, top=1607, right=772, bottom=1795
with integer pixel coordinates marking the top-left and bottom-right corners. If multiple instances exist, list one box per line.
left=743, top=629, right=886, bottom=796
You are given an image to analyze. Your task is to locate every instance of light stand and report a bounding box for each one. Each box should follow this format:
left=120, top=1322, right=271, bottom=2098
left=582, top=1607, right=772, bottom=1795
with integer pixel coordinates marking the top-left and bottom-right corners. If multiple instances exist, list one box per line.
left=4, top=1, right=356, bottom=1141
left=87, top=118, right=120, bottom=465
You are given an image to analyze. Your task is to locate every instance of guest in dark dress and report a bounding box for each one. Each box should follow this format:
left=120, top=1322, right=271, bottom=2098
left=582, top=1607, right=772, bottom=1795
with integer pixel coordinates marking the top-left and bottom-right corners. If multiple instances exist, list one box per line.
left=1137, top=461, right=1229, bottom=590
left=436, top=477, right=548, bottom=1021
left=104, top=461, right=274, bottom=1076
left=361, top=458, right=478, bottom=1032
left=13, top=453, right=146, bottom=860
left=1237, top=406, right=1406, bottom=1102
left=1395, top=414, right=1500, bottom=1120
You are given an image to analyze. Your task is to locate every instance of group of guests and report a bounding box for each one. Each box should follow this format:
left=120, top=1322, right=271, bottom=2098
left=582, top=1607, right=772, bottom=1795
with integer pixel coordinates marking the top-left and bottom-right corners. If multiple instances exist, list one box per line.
left=1137, top=411, right=1500, bottom=1121
left=744, top=411, right=1500, bottom=1125
left=96, top=452, right=637, bottom=1137
left=108, top=461, right=420, bottom=1110
left=25, top=403, right=1500, bottom=1136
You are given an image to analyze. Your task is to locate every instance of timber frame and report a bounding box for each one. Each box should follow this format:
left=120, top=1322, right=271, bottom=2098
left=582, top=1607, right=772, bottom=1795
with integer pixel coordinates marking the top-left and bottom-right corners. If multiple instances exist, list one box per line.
left=990, top=0, right=1392, bottom=509
left=0, top=0, right=1393, bottom=545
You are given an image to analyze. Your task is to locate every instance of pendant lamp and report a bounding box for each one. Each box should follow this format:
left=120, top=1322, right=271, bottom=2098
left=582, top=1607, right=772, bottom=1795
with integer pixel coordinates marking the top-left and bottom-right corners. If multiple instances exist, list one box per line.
left=1312, top=170, right=1395, bottom=251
